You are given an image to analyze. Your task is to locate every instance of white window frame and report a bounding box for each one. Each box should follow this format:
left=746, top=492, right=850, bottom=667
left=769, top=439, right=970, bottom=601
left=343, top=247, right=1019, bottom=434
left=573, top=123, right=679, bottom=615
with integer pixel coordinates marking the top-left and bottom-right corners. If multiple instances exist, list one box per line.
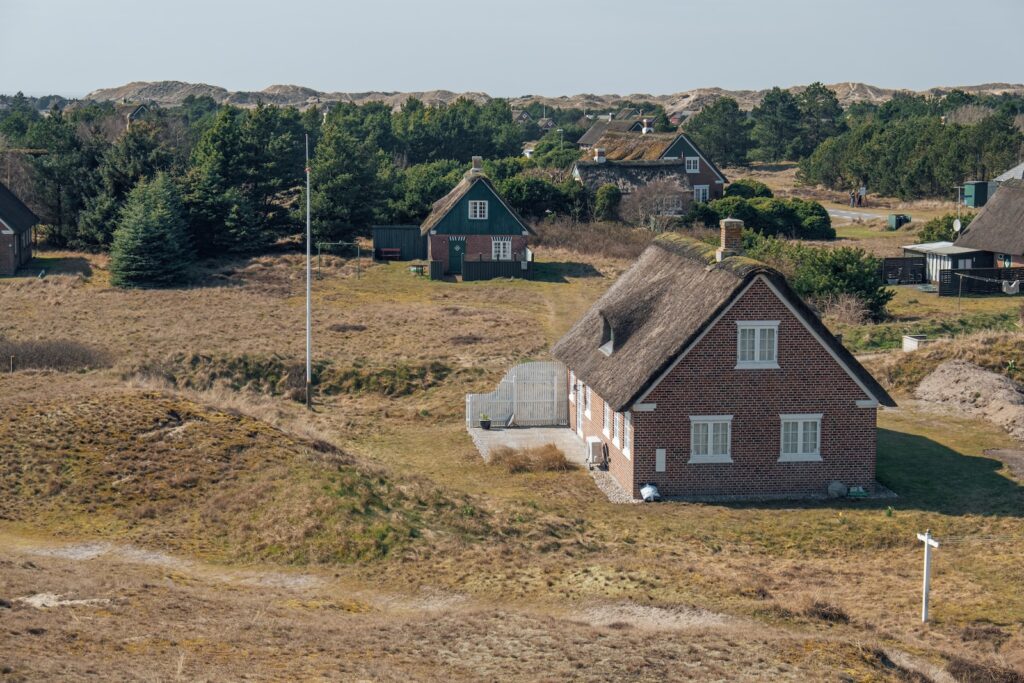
left=491, top=236, right=512, bottom=261
left=602, top=403, right=611, bottom=437
left=568, top=371, right=576, bottom=403
left=622, top=411, right=632, bottom=459
left=655, top=448, right=666, bottom=473
left=612, top=412, right=621, bottom=447
left=685, top=157, right=700, bottom=173
left=468, top=200, right=488, bottom=220
left=736, top=321, right=780, bottom=370
left=584, top=385, right=592, bottom=419
left=688, top=415, right=733, bottom=464
left=693, top=184, right=710, bottom=202
left=779, top=413, right=823, bottom=462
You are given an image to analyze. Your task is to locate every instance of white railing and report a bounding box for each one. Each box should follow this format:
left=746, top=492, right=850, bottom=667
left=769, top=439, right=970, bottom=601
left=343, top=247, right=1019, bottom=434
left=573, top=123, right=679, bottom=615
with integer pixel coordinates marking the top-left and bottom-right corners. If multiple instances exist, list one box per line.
left=466, top=360, right=568, bottom=428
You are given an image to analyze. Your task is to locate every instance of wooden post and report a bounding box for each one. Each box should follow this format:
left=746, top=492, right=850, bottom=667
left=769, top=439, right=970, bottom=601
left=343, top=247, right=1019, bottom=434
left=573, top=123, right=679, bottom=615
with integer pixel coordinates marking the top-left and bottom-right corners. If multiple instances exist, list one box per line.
left=957, top=274, right=963, bottom=314
left=917, top=530, right=940, bottom=623
left=9, top=355, right=14, bottom=373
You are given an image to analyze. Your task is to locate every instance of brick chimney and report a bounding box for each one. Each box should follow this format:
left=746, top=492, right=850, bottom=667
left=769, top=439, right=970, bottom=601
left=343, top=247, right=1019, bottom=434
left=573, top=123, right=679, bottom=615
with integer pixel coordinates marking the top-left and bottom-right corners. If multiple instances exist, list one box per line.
left=470, top=156, right=483, bottom=174
left=716, top=218, right=743, bottom=262
left=593, top=148, right=606, bottom=164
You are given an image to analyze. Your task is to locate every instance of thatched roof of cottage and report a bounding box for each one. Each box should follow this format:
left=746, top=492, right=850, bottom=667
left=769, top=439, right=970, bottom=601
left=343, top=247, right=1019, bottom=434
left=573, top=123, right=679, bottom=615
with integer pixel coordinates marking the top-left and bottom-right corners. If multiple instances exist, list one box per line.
left=577, top=119, right=640, bottom=147
left=419, top=171, right=534, bottom=236
left=552, top=233, right=895, bottom=411
left=581, top=131, right=677, bottom=161
left=573, top=159, right=693, bottom=193
left=0, top=182, right=39, bottom=235
left=955, top=179, right=1024, bottom=254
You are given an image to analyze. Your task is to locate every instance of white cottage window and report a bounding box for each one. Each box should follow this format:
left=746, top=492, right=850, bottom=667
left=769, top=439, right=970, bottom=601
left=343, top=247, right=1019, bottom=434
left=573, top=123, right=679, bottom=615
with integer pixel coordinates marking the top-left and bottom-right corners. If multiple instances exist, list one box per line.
left=736, top=321, right=779, bottom=369
left=468, top=200, right=488, bottom=220
left=779, top=414, right=823, bottom=462
left=689, top=416, right=733, bottom=464
left=491, top=237, right=512, bottom=260
left=685, top=157, right=700, bottom=173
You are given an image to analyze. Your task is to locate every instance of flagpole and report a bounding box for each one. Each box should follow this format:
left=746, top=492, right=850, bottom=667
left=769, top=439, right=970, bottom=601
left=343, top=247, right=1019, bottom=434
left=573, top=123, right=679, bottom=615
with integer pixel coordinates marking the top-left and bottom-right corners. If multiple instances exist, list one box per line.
left=305, top=134, right=312, bottom=410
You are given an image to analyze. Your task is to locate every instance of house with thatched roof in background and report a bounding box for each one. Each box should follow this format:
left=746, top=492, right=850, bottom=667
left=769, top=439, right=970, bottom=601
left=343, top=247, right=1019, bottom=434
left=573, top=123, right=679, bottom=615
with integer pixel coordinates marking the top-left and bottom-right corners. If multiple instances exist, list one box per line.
left=955, top=179, right=1024, bottom=267
left=553, top=220, right=894, bottom=501
left=420, top=157, right=534, bottom=276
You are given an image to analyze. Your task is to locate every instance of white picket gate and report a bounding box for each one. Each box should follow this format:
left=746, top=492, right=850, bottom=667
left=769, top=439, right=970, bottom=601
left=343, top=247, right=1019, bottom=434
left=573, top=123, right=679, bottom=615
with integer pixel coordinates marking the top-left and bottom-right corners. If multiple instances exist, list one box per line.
left=466, top=361, right=568, bottom=428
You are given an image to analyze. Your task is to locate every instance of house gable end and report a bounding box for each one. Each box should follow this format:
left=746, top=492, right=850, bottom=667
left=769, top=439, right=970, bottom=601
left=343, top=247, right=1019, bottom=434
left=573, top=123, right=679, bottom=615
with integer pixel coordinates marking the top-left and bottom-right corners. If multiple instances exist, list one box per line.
left=634, top=274, right=886, bottom=408
left=661, top=134, right=727, bottom=184
left=428, top=177, right=533, bottom=236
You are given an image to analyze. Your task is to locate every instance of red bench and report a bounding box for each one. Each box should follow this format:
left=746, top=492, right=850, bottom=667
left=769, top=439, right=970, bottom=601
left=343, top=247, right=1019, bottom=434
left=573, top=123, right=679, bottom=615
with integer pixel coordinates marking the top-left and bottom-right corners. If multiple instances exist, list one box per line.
left=378, top=248, right=401, bottom=260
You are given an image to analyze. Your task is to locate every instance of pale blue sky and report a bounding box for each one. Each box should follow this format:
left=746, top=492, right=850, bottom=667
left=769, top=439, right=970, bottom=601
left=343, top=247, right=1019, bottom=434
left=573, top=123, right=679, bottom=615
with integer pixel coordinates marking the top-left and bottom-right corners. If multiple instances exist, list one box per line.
left=3, top=0, right=1022, bottom=98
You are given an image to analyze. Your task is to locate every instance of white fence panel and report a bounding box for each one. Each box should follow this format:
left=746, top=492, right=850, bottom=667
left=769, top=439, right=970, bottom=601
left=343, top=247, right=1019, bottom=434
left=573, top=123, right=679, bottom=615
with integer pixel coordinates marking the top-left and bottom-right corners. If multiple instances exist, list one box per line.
left=466, top=361, right=567, bottom=428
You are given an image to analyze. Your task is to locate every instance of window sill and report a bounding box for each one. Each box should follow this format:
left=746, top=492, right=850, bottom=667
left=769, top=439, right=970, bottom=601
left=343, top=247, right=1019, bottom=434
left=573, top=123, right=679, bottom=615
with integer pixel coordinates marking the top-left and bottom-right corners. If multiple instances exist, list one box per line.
left=735, top=362, right=780, bottom=370
left=778, top=453, right=822, bottom=463
left=602, top=429, right=610, bottom=438
left=584, top=411, right=591, bottom=420
left=688, top=454, right=733, bottom=464
left=622, top=448, right=630, bottom=460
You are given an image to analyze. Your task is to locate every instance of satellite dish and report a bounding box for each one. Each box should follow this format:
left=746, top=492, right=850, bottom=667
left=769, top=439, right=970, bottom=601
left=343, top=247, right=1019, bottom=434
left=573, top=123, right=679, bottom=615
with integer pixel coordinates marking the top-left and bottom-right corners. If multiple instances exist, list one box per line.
left=953, top=219, right=962, bottom=233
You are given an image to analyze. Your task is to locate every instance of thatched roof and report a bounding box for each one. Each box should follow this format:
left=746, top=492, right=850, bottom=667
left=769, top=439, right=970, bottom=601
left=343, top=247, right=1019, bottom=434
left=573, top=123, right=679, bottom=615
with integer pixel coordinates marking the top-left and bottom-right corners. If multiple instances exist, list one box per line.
left=576, top=119, right=639, bottom=147
left=552, top=233, right=895, bottom=411
left=581, top=131, right=677, bottom=161
left=955, top=179, right=1024, bottom=254
left=0, top=182, right=39, bottom=235
left=419, top=171, right=534, bottom=236
left=573, top=159, right=693, bottom=193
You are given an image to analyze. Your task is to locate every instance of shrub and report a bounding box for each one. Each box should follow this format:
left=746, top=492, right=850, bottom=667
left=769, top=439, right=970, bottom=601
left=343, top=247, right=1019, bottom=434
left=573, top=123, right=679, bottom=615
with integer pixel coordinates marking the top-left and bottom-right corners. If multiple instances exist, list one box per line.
left=918, top=212, right=974, bottom=242
left=725, top=178, right=773, bottom=199
left=702, top=196, right=834, bottom=239
left=594, top=183, right=622, bottom=221
left=802, top=600, right=850, bottom=623
left=489, top=445, right=577, bottom=474
left=0, top=338, right=111, bottom=372
left=110, top=173, right=194, bottom=288
left=946, top=656, right=1024, bottom=683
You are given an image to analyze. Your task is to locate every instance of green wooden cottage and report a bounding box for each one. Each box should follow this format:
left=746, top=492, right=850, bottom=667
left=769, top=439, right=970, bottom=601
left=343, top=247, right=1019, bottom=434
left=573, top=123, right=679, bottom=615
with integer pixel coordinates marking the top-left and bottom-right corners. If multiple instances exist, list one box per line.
left=421, top=157, right=534, bottom=277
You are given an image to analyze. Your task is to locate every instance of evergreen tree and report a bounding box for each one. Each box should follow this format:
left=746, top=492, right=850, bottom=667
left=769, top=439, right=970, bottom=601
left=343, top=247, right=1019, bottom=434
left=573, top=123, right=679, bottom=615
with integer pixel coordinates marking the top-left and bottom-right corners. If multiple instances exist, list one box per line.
left=594, top=184, right=621, bottom=221
left=683, top=97, right=752, bottom=166
left=796, top=82, right=846, bottom=157
left=750, top=88, right=803, bottom=161
left=109, top=173, right=194, bottom=288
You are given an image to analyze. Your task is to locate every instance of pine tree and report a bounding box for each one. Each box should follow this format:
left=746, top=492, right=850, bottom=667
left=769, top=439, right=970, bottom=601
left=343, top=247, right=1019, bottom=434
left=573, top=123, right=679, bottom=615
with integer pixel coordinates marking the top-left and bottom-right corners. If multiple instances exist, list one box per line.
left=109, top=173, right=194, bottom=288
left=751, top=88, right=804, bottom=162
left=683, top=97, right=753, bottom=166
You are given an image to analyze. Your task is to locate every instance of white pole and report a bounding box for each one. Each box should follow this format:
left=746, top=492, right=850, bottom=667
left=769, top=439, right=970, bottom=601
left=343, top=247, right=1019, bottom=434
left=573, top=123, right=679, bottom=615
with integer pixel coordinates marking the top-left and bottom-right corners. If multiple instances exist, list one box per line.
left=917, top=530, right=940, bottom=623
left=305, top=134, right=312, bottom=410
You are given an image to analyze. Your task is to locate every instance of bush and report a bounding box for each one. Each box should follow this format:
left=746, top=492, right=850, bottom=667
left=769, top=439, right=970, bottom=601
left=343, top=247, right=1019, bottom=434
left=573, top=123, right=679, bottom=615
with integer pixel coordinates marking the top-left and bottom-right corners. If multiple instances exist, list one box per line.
left=489, top=445, right=577, bottom=474
left=918, top=212, right=974, bottom=242
left=702, top=196, right=834, bottom=239
left=110, top=173, right=194, bottom=288
left=0, top=338, right=111, bottom=372
left=594, top=184, right=622, bottom=221
left=802, top=600, right=850, bottom=623
left=725, top=178, right=773, bottom=199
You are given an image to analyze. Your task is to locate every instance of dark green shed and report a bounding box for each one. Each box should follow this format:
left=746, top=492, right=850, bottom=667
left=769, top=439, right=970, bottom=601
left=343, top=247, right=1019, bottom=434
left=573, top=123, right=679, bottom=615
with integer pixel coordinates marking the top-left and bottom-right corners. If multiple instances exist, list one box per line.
left=372, top=225, right=427, bottom=260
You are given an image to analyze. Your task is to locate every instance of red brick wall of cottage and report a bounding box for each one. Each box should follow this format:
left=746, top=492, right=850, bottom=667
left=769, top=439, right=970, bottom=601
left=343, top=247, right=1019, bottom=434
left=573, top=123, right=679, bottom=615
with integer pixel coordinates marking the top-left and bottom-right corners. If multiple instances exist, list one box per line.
left=630, top=276, right=877, bottom=499
left=428, top=234, right=528, bottom=273
left=568, top=374, right=634, bottom=496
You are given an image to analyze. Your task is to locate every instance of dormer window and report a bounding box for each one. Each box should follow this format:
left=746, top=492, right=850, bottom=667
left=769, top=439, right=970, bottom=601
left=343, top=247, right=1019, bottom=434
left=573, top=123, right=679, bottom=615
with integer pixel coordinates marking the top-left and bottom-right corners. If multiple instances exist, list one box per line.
left=468, top=200, right=488, bottom=220
left=599, top=313, right=614, bottom=355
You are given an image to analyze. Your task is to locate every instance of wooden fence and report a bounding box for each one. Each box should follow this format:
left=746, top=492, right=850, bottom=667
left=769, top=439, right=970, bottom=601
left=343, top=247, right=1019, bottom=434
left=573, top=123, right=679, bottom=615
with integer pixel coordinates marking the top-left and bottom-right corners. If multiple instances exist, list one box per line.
left=938, top=267, right=1024, bottom=296
left=462, top=259, right=532, bottom=281
left=880, top=257, right=925, bottom=285
left=466, top=361, right=568, bottom=428
left=429, top=260, right=444, bottom=280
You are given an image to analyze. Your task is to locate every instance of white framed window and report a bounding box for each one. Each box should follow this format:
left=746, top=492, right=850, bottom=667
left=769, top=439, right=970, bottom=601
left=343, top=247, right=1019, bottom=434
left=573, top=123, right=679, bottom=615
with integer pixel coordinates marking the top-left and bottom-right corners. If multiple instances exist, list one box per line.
left=693, top=184, right=710, bottom=202
left=685, top=157, right=700, bottom=173
left=736, top=321, right=779, bottom=369
left=623, top=411, right=632, bottom=458
left=779, top=414, right=822, bottom=462
left=602, top=403, right=611, bottom=436
left=612, top=412, right=621, bottom=447
left=569, top=371, right=576, bottom=403
left=468, top=200, right=488, bottom=220
left=689, top=416, right=733, bottom=464
left=491, top=237, right=512, bottom=261
left=584, top=385, right=592, bottom=419
left=655, top=448, right=666, bottom=472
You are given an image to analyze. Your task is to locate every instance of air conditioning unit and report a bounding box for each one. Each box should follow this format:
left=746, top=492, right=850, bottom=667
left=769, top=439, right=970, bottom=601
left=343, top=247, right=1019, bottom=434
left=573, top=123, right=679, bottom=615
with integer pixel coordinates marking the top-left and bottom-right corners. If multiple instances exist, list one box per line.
left=586, top=436, right=607, bottom=470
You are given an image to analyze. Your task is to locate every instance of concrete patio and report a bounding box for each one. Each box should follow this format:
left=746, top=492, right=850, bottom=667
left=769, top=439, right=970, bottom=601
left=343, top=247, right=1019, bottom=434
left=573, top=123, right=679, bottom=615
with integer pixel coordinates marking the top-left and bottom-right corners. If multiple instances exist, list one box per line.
left=467, top=426, right=585, bottom=464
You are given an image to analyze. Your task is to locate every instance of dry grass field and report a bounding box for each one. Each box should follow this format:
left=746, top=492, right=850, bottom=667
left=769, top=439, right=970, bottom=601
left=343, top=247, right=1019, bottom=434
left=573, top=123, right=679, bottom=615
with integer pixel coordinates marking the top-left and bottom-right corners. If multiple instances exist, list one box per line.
left=2, top=244, right=1023, bottom=681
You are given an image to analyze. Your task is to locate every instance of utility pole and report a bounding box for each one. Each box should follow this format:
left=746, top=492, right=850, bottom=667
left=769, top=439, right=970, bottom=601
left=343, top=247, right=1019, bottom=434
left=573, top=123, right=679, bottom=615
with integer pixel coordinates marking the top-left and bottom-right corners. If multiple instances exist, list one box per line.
left=305, top=135, right=313, bottom=411
left=917, top=530, right=940, bottom=623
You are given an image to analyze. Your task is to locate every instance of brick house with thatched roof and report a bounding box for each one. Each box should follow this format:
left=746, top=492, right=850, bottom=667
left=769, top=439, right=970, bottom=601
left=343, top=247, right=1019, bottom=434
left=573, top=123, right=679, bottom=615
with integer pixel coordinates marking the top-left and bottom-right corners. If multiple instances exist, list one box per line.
left=421, top=157, right=534, bottom=276
left=553, top=220, right=894, bottom=500
left=0, top=182, right=38, bottom=276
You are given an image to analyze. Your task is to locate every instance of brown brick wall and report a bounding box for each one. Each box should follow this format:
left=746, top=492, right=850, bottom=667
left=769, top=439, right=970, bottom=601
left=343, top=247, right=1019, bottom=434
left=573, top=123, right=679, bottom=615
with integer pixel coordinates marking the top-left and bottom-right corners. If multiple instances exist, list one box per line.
left=428, top=234, right=528, bottom=274
left=633, top=277, right=877, bottom=499
left=568, top=372, right=635, bottom=496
